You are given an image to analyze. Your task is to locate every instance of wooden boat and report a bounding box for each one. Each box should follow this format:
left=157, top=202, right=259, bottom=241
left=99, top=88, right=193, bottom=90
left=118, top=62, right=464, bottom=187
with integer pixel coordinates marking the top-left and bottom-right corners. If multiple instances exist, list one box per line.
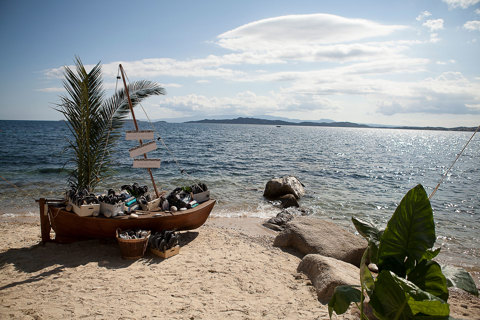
left=37, top=198, right=215, bottom=243
left=37, top=64, right=215, bottom=243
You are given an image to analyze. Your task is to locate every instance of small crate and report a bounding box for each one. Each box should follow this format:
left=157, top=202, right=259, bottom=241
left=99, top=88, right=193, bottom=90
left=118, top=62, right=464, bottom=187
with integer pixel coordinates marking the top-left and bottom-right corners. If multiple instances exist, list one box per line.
left=140, top=197, right=161, bottom=211
left=192, top=190, right=210, bottom=203
left=70, top=201, right=100, bottom=217
left=116, top=229, right=151, bottom=260
left=100, top=202, right=125, bottom=218
left=151, top=245, right=180, bottom=259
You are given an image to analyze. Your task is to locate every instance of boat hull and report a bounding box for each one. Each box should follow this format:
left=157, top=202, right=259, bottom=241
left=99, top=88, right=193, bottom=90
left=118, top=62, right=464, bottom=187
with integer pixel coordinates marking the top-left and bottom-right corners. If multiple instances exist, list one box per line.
left=47, top=199, right=215, bottom=243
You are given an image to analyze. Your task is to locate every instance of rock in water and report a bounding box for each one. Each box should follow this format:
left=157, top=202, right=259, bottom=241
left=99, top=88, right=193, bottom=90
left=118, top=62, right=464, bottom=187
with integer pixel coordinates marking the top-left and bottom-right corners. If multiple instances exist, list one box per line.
left=263, top=176, right=305, bottom=200
left=278, top=194, right=299, bottom=208
left=273, top=216, right=367, bottom=267
left=298, top=254, right=360, bottom=303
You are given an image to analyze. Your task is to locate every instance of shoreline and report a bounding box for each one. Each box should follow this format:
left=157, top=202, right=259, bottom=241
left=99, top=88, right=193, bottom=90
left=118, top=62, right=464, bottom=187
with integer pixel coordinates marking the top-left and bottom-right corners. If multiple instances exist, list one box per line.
left=1, top=215, right=479, bottom=319
left=2, top=210, right=480, bottom=277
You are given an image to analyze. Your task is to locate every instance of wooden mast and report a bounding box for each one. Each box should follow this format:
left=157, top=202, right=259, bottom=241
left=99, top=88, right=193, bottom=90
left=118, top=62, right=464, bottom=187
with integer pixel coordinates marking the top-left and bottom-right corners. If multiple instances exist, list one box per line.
left=119, top=64, right=160, bottom=198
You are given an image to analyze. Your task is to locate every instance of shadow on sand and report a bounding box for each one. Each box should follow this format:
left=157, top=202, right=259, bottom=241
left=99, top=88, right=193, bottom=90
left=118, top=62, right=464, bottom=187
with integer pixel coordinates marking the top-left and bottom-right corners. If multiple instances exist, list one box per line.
left=0, top=231, right=199, bottom=290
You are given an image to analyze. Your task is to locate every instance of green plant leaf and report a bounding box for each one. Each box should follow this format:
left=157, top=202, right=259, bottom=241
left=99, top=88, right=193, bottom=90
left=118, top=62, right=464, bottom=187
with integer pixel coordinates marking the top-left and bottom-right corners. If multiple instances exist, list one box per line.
left=422, top=248, right=441, bottom=261
left=393, top=272, right=449, bottom=318
left=370, top=271, right=449, bottom=320
left=441, top=265, right=479, bottom=297
left=378, top=184, right=435, bottom=273
left=352, top=217, right=384, bottom=264
left=408, top=260, right=449, bottom=301
left=328, top=285, right=361, bottom=318
left=370, top=270, right=413, bottom=320
left=360, top=247, right=375, bottom=295
left=56, top=57, right=165, bottom=191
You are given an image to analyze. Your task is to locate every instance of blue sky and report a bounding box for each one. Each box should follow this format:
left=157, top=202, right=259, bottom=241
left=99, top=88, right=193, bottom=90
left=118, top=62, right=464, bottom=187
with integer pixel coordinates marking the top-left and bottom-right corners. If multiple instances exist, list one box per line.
left=1, top=0, right=479, bottom=126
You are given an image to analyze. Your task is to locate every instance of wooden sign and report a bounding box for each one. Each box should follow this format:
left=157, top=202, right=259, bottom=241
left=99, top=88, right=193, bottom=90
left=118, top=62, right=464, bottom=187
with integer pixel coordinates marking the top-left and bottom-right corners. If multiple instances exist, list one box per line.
left=129, top=141, right=157, bottom=158
left=133, top=158, right=161, bottom=168
left=125, top=130, right=155, bottom=140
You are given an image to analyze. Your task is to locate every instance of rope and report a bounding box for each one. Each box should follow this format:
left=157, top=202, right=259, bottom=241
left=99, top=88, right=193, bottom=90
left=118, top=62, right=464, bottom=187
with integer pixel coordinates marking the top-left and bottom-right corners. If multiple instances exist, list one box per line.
left=0, top=175, right=23, bottom=193
left=429, top=125, right=480, bottom=200
left=137, top=102, right=202, bottom=185
left=120, top=68, right=202, bottom=189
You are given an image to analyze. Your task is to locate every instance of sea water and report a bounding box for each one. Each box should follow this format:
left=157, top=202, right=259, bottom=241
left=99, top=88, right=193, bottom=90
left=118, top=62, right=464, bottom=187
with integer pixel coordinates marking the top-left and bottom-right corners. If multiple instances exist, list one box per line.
left=0, top=120, right=478, bottom=268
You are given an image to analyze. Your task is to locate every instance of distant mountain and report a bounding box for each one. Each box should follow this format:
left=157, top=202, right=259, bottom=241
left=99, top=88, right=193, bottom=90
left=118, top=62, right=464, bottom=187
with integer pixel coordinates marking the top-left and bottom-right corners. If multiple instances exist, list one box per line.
left=186, top=117, right=368, bottom=128
left=185, top=117, right=477, bottom=132
left=146, top=115, right=335, bottom=124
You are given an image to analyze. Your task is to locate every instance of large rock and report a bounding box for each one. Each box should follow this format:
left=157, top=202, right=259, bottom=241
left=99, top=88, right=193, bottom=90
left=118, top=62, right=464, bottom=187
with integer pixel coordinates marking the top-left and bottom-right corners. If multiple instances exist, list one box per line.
left=298, top=254, right=360, bottom=303
left=263, top=211, right=294, bottom=231
left=278, top=194, right=299, bottom=208
left=263, top=176, right=305, bottom=200
left=273, top=217, right=367, bottom=266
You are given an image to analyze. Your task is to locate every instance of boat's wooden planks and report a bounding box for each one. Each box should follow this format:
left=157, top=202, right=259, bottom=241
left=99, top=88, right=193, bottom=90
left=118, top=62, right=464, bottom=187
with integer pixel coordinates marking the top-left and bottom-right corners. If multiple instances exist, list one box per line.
left=46, top=199, right=215, bottom=242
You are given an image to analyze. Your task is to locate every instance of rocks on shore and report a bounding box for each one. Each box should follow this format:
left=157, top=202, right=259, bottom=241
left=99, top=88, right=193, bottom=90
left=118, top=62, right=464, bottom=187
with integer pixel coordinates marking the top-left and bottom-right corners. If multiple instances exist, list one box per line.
left=263, top=177, right=369, bottom=305
left=263, top=176, right=305, bottom=208
left=298, top=254, right=360, bottom=304
left=273, top=217, right=367, bottom=267
left=272, top=216, right=368, bottom=305
left=263, top=212, right=295, bottom=231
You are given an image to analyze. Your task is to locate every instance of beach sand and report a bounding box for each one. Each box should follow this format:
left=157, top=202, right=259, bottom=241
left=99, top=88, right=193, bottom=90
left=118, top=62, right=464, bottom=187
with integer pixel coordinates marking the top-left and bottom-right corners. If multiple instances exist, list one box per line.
left=1, top=216, right=479, bottom=319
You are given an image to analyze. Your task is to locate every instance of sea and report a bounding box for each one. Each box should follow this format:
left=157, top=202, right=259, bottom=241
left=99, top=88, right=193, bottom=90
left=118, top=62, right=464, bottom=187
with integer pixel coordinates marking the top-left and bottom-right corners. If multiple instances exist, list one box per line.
left=0, top=120, right=479, bottom=269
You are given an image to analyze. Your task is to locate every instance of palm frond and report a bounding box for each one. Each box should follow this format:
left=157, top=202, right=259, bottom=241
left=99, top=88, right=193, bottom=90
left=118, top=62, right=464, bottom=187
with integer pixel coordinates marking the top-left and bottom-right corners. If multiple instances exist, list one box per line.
left=56, top=57, right=165, bottom=191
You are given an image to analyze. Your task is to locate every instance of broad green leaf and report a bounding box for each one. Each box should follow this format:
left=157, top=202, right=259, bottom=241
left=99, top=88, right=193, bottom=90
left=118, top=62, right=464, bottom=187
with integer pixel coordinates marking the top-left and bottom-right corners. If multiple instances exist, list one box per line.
left=379, top=256, right=407, bottom=278
left=378, top=185, right=435, bottom=272
left=408, top=260, right=449, bottom=301
left=422, top=248, right=441, bottom=261
left=370, top=270, right=413, bottom=320
left=328, top=285, right=361, bottom=318
left=392, top=272, right=450, bottom=318
left=360, top=247, right=374, bottom=295
left=371, top=271, right=449, bottom=319
left=441, top=265, right=479, bottom=297
left=56, top=57, right=165, bottom=191
left=352, top=217, right=384, bottom=264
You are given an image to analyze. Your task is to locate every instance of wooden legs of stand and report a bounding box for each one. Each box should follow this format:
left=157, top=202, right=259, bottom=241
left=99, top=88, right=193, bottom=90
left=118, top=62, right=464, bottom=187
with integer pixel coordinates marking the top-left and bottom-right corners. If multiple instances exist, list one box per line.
left=38, top=198, right=52, bottom=243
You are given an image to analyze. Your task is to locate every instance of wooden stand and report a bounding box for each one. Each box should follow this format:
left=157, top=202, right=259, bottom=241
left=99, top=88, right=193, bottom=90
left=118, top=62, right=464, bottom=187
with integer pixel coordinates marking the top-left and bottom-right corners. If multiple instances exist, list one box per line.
left=37, top=198, right=51, bottom=243
left=150, top=245, right=180, bottom=259
left=36, top=198, right=64, bottom=243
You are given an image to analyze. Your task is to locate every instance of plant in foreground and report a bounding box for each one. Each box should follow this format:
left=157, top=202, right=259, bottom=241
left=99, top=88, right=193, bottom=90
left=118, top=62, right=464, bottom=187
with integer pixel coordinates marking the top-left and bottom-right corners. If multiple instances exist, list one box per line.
left=56, top=57, right=165, bottom=192
left=329, top=184, right=478, bottom=319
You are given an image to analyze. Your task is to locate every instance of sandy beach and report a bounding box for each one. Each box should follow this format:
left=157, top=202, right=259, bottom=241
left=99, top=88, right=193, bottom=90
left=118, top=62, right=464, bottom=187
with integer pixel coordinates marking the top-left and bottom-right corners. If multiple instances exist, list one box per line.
left=1, top=215, right=479, bottom=319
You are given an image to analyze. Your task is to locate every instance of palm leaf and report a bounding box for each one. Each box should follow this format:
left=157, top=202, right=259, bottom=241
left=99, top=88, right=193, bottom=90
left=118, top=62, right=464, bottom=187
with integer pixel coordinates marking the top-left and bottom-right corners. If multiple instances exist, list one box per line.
left=56, top=57, right=165, bottom=191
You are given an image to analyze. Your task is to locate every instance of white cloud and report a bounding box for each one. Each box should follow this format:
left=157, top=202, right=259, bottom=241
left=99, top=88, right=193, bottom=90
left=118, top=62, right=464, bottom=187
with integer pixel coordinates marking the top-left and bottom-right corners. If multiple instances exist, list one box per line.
left=423, top=19, right=444, bottom=32
left=476, top=8, right=480, bottom=14
left=161, top=83, right=183, bottom=88
left=35, top=87, right=64, bottom=93
left=416, top=11, right=432, bottom=21
left=158, top=91, right=282, bottom=115
left=442, top=0, right=480, bottom=9
left=376, top=72, right=480, bottom=115
left=466, top=104, right=480, bottom=111
left=40, top=13, right=479, bottom=123
left=464, top=20, right=480, bottom=31
left=217, top=13, right=407, bottom=52
left=436, top=59, right=456, bottom=65
left=45, top=58, right=248, bottom=80
left=430, top=33, right=441, bottom=43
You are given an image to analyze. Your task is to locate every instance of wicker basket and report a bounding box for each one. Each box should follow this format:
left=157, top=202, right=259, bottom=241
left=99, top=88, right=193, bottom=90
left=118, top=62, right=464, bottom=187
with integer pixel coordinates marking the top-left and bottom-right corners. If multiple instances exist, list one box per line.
left=116, top=229, right=151, bottom=260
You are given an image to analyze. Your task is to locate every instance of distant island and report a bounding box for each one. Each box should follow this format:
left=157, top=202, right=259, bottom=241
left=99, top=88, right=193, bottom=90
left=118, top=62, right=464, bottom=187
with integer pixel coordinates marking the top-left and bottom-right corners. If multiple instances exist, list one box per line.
left=186, top=117, right=477, bottom=132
